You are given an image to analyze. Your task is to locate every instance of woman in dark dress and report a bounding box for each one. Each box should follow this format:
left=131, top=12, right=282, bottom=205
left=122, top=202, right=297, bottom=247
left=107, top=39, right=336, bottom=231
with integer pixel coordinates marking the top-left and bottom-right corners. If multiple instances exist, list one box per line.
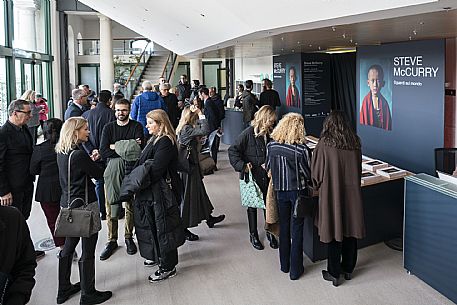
left=56, top=117, right=112, bottom=305
left=121, top=109, right=184, bottom=282
left=30, top=118, right=65, bottom=249
left=176, top=105, right=225, bottom=241
left=228, top=105, right=278, bottom=250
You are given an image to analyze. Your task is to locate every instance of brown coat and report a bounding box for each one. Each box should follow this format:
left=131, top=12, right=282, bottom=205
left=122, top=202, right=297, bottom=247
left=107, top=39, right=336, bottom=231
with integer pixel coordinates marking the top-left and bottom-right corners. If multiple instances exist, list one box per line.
left=311, top=141, right=366, bottom=243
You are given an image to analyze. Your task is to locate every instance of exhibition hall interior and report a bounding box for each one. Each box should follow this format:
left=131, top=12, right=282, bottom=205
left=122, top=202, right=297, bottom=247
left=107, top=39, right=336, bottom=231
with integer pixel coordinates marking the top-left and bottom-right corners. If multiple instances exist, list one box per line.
left=1, top=0, right=457, bottom=304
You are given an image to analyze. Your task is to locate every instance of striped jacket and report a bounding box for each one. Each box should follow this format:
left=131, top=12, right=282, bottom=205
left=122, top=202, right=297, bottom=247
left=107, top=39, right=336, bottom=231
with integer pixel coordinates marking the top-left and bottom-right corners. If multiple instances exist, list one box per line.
left=266, top=141, right=311, bottom=191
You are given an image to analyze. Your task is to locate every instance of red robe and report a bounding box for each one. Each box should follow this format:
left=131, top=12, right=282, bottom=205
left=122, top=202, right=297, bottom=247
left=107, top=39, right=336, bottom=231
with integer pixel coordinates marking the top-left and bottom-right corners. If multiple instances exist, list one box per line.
left=359, top=92, right=391, bottom=131
left=286, top=85, right=301, bottom=108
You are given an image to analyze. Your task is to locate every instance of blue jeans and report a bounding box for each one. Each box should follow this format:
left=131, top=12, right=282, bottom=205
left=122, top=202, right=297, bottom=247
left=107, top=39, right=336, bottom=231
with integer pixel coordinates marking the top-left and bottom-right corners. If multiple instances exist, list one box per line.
left=95, top=178, right=106, bottom=217
left=277, top=191, right=304, bottom=279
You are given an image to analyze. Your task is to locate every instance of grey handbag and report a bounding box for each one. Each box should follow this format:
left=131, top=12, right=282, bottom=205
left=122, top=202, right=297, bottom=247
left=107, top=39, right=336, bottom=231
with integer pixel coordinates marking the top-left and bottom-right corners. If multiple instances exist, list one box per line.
left=54, top=151, right=101, bottom=238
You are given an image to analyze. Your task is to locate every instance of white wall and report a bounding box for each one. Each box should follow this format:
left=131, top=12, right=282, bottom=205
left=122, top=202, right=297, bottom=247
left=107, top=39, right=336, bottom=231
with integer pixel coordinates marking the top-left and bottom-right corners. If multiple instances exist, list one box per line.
left=235, top=56, right=273, bottom=82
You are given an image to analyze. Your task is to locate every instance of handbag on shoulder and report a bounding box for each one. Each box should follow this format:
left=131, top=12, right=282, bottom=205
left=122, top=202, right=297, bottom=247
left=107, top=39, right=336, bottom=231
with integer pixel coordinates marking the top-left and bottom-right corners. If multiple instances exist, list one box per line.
left=293, top=146, right=315, bottom=218
left=177, top=143, right=191, bottom=173
left=54, top=151, right=101, bottom=238
left=239, top=169, right=266, bottom=209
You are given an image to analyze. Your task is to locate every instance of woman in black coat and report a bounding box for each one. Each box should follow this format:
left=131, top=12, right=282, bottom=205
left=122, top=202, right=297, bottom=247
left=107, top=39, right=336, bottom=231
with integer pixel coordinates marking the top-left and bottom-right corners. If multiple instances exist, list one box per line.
left=56, top=117, right=112, bottom=305
left=228, top=105, right=278, bottom=250
left=175, top=105, right=225, bottom=241
left=30, top=119, right=65, bottom=249
left=121, top=109, right=184, bottom=283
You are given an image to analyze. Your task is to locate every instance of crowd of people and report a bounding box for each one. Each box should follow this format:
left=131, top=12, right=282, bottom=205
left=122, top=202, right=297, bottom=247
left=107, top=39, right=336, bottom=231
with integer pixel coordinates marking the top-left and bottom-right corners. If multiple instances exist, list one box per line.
left=0, top=76, right=365, bottom=304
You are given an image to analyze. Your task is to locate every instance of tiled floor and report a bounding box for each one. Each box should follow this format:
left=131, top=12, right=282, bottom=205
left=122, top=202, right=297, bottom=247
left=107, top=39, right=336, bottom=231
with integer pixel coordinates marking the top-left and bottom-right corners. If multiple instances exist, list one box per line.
left=27, top=147, right=454, bottom=305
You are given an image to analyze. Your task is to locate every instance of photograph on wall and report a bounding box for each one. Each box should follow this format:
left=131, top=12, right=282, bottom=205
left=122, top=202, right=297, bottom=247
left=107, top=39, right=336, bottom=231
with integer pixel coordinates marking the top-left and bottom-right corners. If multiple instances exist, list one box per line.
left=286, top=64, right=301, bottom=109
left=359, top=59, right=393, bottom=131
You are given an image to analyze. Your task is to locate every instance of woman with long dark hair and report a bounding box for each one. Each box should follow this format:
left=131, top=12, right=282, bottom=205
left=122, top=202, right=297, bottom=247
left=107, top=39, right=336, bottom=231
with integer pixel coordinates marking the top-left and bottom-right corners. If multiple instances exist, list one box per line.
left=311, top=111, right=365, bottom=287
left=266, top=113, right=311, bottom=280
left=30, top=118, right=65, bottom=250
left=228, top=105, right=278, bottom=250
left=56, top=117, right=112, bottom=304
left=176, top=105, right=225, bottom=241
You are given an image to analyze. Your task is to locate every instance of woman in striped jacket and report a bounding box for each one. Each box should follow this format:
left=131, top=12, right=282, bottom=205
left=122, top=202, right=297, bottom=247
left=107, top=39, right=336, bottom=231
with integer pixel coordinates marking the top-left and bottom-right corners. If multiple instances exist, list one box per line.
left=266, top=113, right=311, bottom=280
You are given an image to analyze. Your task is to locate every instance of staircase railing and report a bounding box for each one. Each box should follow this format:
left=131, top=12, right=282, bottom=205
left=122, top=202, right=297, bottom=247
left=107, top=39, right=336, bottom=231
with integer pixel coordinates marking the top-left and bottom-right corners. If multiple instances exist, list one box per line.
left=124, top=40, right=151, bottom=88
left=162, top=51, right=178, bottom=82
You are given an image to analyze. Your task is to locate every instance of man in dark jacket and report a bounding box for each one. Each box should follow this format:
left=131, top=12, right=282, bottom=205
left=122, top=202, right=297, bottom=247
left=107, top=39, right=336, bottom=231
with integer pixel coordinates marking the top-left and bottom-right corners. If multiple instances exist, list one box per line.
left=0, top=100, right=35, bottom=219
left=176, top=75, right=191, bottom=103
left=209, top=87, right=225, bottom=166
left=82, top=90, right=116, bottom=219
left=241, top=80, right=258, bottom=127
left=0, top=206, right=37, bottom=305
left=160, top=83, right=179, bottom=128
left=64, top=88, right=88, bottom=120
left=259, top=78, right=281, bottom=109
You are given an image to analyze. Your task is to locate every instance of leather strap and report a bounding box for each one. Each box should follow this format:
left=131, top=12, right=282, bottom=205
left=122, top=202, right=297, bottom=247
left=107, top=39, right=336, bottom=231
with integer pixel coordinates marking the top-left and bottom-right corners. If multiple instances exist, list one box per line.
left=67, top=150, right=88, bottom=209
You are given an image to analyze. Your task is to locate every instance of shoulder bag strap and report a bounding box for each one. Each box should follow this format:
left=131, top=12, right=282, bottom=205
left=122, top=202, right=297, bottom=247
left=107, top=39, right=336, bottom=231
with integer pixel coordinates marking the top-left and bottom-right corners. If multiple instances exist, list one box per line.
left=67, top=151, right=74, bottom=208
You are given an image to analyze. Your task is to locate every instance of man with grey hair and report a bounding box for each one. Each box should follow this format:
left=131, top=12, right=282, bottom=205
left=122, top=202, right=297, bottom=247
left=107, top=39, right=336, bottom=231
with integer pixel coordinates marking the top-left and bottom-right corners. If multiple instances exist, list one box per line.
left=113, top=83, right=124, bottom=98
left=131, top=80, right=167, bottom=136
left=64, top=88, right=88, bottom=120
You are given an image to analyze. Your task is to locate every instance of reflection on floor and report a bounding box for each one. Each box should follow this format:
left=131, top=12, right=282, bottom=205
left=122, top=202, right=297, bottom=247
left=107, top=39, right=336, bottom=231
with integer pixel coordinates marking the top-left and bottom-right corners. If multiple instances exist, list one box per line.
left=27, top=147, right=453, bottom=305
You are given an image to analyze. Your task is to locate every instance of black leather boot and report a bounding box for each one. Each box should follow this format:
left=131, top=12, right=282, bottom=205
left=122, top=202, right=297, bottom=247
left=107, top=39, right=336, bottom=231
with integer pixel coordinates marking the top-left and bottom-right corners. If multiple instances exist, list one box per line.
left=266, top=232, right=279, bottom=249
left=79, top=259, right=112, bottom=305
left=247, top=208, right=264, bottom=250
left=57, top=252, right=81, bottom=304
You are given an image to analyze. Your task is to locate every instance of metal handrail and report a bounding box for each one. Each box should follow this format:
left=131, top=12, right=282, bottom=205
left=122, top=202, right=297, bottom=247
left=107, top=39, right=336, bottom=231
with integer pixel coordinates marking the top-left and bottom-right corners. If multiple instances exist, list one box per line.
left=124, top=41, right=150, bottom=87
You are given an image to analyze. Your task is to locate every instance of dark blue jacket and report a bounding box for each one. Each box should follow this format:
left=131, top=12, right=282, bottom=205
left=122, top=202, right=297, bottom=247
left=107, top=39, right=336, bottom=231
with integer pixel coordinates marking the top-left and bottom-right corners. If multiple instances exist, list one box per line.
left=64, top=102, right=85, bottom=120
left=203, top=98, right=220, bottom=133
left=82, top=103, right=116, bottom=154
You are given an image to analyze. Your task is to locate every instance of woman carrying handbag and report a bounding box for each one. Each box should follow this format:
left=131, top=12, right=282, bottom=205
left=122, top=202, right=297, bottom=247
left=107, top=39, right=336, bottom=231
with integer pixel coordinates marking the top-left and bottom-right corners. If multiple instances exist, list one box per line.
left=228, top=105, right=279, bottom=250
left=55, top=117, right=112, bottom=304
left=266, top=113, right=311, bottom=280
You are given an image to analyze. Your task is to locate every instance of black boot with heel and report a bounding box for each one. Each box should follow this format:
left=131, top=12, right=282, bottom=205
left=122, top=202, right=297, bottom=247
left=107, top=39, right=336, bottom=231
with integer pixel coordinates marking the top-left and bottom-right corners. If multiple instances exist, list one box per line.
left=247, top=208, right=264, bottom=250
left=79, top=259, right=112, bottom=305
left=57, top=252, right=81, bottom=304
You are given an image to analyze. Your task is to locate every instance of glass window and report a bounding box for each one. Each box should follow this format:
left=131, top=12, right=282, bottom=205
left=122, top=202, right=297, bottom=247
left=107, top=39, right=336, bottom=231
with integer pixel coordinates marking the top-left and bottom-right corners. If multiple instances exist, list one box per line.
left=41, top=62, right=49, bottom=100
left=0, top=1, right=5, bottom=46
left=24, top=63, right=32, bottom=91
left=0, top=58, right=7, bottom=125
left=15, top=59, right=21, bottom=98
left=34, top=63, right=42, bottom=94
left=13, top=0, right=46, bottom=52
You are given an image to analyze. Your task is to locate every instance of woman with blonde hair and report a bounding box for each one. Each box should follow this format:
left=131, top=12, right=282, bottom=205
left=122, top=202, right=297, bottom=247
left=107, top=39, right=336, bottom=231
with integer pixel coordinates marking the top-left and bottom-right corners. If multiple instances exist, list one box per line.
left=176, top=105, right=225, bottom=241
left=228, top=105, right=278, bottom=250
left=55, top=117, right=112, bottom=304
left=21, top=89, right=40, bottom=144
left=122, top=109, right=184, bottom=282
left=266, top=112, right=311, bottom=280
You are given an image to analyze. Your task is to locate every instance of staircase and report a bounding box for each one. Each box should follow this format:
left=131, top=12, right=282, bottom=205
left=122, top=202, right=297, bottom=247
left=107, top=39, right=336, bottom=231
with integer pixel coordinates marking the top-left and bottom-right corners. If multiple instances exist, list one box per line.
left=131, top=55, right=169, bottom=102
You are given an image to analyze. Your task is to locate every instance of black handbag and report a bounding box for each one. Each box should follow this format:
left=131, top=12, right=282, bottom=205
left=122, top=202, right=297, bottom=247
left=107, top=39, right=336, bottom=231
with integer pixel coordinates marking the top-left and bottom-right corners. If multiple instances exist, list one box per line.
left=293, top=146, right=315, bottom=218
left=54, top=151, right=101, bottom=238
left=177, top=143, right=191, bottom=173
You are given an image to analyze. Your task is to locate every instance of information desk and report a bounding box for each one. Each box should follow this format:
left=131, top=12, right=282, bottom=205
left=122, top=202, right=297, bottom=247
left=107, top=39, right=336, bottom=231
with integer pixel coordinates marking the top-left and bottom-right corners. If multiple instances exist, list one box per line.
left=303, top=175, right=406, bottom=262
left=221, top=109, right=244, bottom=145
left=404, top=174, right=457, bottom=304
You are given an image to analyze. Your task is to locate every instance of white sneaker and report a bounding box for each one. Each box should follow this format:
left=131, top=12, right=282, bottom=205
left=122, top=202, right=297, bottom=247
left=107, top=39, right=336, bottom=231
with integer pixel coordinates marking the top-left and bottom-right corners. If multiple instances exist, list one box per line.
left=148, top=268, right=177, bottom=282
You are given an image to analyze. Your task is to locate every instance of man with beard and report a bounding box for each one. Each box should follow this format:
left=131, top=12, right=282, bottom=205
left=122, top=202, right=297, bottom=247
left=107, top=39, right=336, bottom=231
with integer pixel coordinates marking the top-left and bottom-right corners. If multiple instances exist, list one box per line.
left=99, top=98, right=144, bottom=260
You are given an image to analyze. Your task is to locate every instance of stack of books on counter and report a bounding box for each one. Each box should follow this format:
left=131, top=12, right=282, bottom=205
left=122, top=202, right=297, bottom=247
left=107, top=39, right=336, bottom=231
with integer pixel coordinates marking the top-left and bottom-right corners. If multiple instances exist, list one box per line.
left=361, top=171, right=384, bottom=185
left=376, top=166, right=408, bottom=179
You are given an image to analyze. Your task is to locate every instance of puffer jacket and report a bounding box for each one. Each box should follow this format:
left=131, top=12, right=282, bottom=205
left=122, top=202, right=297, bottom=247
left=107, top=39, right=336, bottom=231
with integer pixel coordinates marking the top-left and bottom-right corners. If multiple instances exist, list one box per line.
left=119, top=137, right=184, bottom=259
left=131, top=91, right=167, bottom=135
left=228, top=126, right=269, bottom=195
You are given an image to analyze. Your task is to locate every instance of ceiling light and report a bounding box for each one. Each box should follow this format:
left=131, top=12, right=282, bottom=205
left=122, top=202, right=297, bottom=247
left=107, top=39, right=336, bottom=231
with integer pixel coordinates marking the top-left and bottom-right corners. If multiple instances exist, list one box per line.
left=309, top=44, right=312, bottom=47
left=419, top=21, right=424, bottom=25
left=144, top=8, right=149, bottom=12
left=142, top=19, right=146, bottom=22
left=200, top=13, right=205, bottom=17
left=318, top=46, right=321, bottom=50
left=281, top=37, right=284, bottom=41
left=281, top=48, right=284, bottom=51
left=185, top=26, right=190, bottom=29
left=355, top=42, right=358, bottom=46
left=297, top=41, right=300, bottom=44
left=409, top=36, right=412, bottom=40
left=292, top=49, right=295, bottom=52
left=412, top=29, right=417, bottom=35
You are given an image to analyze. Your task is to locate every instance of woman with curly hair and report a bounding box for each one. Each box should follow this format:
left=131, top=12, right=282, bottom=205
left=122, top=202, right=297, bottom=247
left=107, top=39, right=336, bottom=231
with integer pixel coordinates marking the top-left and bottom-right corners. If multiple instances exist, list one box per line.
left=228, top=105, right=279, bottom=250
left=266, top=113, right=311, bottom=280
left=311, top=111, right=365, bottom=287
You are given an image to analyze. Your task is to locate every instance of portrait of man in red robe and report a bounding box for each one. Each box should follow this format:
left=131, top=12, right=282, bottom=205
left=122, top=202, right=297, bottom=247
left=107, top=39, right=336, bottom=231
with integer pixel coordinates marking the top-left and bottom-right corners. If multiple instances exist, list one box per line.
left=360, top=64, right=392, bottom=130
left=286, top=66, right=301, bottom=108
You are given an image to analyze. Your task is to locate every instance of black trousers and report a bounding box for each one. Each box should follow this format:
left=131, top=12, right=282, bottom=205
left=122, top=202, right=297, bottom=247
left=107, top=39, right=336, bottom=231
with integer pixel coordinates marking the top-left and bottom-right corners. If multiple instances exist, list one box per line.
left=12, top=184, right=34, bottom=220
left=210, top=134, right=220, bottom=165
left=61, top=233, right=99, bottom=260
left=327, top=237, right=358, bottom=278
